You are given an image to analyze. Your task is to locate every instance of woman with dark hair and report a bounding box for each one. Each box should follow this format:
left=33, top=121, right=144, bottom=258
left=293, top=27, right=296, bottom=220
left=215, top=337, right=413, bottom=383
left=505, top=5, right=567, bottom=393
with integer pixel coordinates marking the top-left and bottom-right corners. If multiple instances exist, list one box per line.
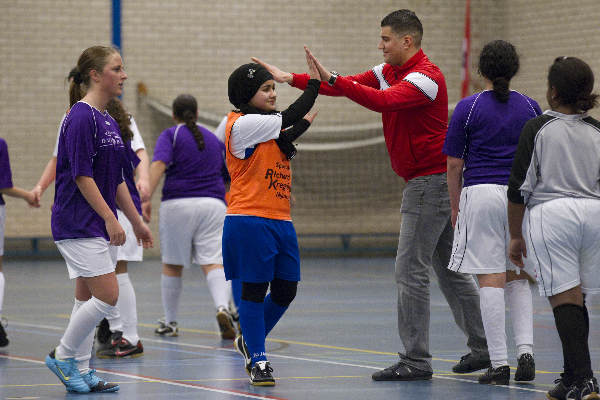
left=45, top=45, right=153, bottom=394
left=443, top=40, right=542, bottom=385
left=147, top=94, right=236, bottom=341
left=508, top=56, right=600, bottom=400
left=224, top=52, right=318, bottom=386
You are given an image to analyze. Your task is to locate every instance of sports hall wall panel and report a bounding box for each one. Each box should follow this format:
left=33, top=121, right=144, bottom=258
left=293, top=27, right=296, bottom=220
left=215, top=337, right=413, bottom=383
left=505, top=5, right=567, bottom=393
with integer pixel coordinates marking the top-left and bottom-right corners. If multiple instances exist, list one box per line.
left=0, top=1, right=597, bottom=253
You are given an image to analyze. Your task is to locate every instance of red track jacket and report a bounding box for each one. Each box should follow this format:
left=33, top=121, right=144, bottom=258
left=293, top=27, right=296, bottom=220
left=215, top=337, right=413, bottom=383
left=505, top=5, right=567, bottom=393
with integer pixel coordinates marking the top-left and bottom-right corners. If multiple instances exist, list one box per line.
left=292, top=49, right=448, bottom=181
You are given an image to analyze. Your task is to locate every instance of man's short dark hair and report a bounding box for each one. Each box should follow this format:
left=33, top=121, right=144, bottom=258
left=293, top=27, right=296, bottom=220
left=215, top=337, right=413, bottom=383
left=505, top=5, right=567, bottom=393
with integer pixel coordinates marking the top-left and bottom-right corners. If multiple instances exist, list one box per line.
left=381, top=9, right=423, bottom=47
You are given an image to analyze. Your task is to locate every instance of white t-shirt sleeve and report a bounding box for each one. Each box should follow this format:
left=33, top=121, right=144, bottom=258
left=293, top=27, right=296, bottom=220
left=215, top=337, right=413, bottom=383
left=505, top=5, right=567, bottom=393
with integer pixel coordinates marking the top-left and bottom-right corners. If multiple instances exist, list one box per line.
left=213, top=116, right=227, bottom=144
left=129, top=116, right=146, bottom=151
left=53, top=113, right=67, bottom=157
left=230, top=114, right=282, bottom=159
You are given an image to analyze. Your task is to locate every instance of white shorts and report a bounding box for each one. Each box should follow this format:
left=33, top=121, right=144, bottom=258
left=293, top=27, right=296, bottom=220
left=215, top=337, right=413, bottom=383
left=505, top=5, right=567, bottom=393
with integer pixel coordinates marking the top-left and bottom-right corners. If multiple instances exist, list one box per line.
left=116, top=210, right=143, bottom=262
left=159, top=197, right=226, bottom=268
left=524, top=197, right=600, bottom=297
left=55, top=237, right=117, bottom=279
left=448, top=184, right=518, bottom=274
left=0, top=205, right=5, bottom=256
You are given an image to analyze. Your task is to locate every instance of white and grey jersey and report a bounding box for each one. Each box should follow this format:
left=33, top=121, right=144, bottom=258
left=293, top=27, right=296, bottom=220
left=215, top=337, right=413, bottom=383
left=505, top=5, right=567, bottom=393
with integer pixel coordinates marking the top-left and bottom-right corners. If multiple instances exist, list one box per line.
left=508, top=110, right=600, bottom=207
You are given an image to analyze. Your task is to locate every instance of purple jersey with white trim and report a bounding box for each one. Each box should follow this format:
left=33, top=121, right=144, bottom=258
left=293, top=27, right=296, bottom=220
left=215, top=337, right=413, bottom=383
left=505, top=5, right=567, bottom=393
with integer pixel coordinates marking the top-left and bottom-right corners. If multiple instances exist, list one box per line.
left=0, top=138, right=14, bottom=205
left=51, top=102, right=126, bottom=241
left=123, top=143, right=142, bottom=214
left=152, top=123, right=226, bottom=202
left=443, top=90, right=542, bottom=186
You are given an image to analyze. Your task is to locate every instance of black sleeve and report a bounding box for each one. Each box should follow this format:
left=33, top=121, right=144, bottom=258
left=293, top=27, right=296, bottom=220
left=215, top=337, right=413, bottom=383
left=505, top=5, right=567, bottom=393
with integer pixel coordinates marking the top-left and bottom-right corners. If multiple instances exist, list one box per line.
left=275, top=119, right=311, bottom=160
left=280, top=79, right=320, bottom=128
left=507, top=115, right=550, bottom=204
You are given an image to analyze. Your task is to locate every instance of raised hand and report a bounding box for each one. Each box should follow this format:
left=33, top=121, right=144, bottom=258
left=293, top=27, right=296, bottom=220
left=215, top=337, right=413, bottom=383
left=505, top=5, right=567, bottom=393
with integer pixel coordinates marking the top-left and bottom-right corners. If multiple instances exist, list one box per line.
left=304, top=46, right=331, bottom=82
left=251, top=57, right=293, bottom=84
left=305, top=48, right=320, bottom=80
left=304, top=110, right=319, bottom=124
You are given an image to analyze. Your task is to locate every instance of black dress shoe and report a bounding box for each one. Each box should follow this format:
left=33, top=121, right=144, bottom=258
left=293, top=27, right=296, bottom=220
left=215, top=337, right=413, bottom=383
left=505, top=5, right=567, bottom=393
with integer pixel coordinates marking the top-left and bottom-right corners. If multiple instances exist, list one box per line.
left=372, top=361, right=433, bottom=381
left=452, top=353, right=491, bottom=373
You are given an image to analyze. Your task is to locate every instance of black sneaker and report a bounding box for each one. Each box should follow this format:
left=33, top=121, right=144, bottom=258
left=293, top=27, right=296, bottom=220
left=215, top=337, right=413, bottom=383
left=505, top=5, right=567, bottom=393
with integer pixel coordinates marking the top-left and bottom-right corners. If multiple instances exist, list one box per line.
left=96, top=331, right=123, bottom=359
left=0, top=318, right=8, bottom=347
left=478, top=366, right=510, bottom=385
left=565, top=377, right=600, bottom=400
left=250, top=361, right=275, bottom=386
left=234, top=335, right=251, bottom=375
left=216, top=306, right=236, bottom=340
left=548, top=374, right=571, bottom=400
left=452, top=353, right=491, bottom=373
left=95, top=318, right=111, bottom=345
left=515, top=353, right=535, bottom=382
left=371, top=360, right=433, bottom=381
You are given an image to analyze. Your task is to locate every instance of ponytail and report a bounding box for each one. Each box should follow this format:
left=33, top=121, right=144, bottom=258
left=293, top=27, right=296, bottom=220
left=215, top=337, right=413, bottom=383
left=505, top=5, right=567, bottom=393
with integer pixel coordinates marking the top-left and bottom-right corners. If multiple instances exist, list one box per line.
left=106, top=98, right=133, bottom=142
left=492, top=77, right=510, bottom=103
left=183, top=109, right=205, bottom=151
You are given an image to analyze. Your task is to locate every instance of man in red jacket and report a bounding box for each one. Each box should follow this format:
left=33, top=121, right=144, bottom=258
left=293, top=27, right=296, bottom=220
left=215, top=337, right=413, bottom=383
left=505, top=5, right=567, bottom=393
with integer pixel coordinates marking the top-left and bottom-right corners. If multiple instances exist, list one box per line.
left=254, top=9, right=489, bottom=380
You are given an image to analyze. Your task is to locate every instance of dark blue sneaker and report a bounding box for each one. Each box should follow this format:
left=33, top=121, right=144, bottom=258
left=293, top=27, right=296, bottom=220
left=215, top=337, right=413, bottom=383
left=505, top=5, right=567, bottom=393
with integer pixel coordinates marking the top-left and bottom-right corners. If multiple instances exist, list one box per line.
left=45, top=349, right=90, bottom=393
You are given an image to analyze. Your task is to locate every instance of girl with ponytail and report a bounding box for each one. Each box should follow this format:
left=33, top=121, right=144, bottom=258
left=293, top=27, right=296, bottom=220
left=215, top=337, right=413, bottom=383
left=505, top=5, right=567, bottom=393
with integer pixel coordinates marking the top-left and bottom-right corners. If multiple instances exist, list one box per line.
left=147, top=94, right=236, bottom=341
left=443, top=40, right=542, bottom=385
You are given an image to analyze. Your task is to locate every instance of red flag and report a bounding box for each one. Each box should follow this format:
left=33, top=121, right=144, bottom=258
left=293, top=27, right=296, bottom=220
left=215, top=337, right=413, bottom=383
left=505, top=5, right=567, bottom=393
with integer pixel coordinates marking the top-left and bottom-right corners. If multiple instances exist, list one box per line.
left=461, top=0, right=471, bottom=98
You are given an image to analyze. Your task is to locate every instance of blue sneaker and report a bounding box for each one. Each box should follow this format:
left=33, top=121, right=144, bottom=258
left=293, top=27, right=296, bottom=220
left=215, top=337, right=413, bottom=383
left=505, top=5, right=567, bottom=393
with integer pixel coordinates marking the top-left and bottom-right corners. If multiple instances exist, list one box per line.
left=81, top=369, right=120, bottom=392
left=45, top=349, right=90, bottom=393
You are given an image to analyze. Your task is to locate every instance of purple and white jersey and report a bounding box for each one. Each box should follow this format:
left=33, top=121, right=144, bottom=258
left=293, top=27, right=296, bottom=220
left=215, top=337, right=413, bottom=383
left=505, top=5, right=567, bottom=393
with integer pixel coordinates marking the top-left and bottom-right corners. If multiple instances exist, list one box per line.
left=152, top=123, right=226, bottom=202
left=443, top=90, right=541, bottom=187
left=51, top=101, right=126, bottom=241
left=0, top=138, right=14, bottom=206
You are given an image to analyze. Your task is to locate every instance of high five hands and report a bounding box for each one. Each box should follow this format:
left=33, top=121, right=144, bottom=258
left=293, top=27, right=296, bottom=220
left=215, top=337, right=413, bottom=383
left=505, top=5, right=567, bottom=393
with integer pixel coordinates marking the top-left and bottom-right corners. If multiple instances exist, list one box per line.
left=251, top=46, right=334, bottom=84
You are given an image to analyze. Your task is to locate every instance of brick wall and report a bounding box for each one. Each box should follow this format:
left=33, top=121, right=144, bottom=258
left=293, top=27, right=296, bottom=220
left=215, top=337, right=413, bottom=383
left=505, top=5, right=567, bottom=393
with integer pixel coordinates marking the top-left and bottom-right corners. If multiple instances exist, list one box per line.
left=1, top=1, right=598, bottom=253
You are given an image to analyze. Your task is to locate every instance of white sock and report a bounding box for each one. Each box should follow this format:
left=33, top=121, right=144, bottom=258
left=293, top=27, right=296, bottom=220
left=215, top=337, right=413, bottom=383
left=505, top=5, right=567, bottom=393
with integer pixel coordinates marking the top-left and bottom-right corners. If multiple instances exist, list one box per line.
left=479, top=287, right=508, bottom=368
left=205, top=268, right=231, bottom=310
left=0, top=271, right=5, bottom=318
left=56, top=297, right=118, bottom=359
left=506, top=279, right=534, bottom=357
left=116, top=273, right=139, bottom=344
left=161, top=274, right=182, bottom=324
left=70, top=299, right=94, bottom=374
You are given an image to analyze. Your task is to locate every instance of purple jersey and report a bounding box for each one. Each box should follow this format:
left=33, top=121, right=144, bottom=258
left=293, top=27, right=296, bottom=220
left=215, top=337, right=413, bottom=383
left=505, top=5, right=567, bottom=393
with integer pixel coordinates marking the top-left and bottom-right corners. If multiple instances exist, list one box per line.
left=0, top=138, right=14, bottom=206
left=152, top=123, right=226, bottom=202
left=443, top=90, right=542, bottom=186
left=122, top=143, right=142, bottom=215
left=51, top=102, right=126, bottom=241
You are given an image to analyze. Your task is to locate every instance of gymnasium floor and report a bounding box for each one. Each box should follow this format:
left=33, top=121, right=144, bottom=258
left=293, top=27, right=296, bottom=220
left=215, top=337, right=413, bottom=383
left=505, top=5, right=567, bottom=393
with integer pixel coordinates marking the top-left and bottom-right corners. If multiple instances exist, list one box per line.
left=0, top=256, right=593, bottom=399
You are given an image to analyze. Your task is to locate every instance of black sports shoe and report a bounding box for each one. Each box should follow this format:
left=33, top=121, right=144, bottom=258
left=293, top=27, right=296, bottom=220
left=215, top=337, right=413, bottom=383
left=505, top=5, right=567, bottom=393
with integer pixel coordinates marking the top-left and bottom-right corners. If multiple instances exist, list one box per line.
left=565, top=377, right=600, bottom=400
left=250, top=361, right=275, bottom=386
left=452, top=353, right=491, bottom=373
left=0, top=318, right=9, bottom=347
left=234, top=335, right=251, bottom=375
left=371, top=360, right=432, bottom=381
left=478, top=366, right=510, bottom=385
left=95, top=318, right=111, bottom=345
left=515, top=353, right=535, bottom=382
left=216, top=306, right=236, bottom=340
left=547, top=374, right=571, bottom=400
left=96, top=331, right=123, bottom=359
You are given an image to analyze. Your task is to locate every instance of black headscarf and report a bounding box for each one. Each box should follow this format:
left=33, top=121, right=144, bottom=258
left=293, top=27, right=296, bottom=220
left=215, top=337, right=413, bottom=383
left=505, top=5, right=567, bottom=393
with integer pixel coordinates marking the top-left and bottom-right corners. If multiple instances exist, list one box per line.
left=228, top=63, right=274, bottom=110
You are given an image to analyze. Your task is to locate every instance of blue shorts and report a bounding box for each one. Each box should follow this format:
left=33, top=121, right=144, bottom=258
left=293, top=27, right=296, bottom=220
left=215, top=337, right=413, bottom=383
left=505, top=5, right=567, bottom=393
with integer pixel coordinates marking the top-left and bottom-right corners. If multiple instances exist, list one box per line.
left=223, top=215, right=300, bottom=283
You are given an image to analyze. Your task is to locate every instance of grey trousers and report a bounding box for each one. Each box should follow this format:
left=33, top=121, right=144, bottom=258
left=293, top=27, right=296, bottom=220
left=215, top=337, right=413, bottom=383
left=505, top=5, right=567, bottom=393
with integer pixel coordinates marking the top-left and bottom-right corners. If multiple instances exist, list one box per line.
left=395, top=172, right=488, bottom=372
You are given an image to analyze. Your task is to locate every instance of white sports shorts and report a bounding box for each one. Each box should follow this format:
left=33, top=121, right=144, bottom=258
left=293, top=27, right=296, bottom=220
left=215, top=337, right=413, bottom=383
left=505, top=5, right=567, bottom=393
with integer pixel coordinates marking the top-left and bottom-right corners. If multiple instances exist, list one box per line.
left=55, top=237, right=117, bottom=279
left=0, top=205, right=5, bottom=256
left=159, top=197, right=226, bottom=268
left=524, top=197, right=600, bottom=297
left=448, top=184, right=518, bottom=274
left=116, top=210, right=143, bottom=262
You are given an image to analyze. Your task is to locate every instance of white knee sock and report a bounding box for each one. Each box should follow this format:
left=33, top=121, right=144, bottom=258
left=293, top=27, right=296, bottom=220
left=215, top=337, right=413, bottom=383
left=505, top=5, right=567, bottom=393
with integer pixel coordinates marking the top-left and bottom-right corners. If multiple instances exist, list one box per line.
left=116, top=273, right=139, bottom=344
left=479, top=287, right=508, bottom=368
left=205, top=268, right=231, bottom=310
left=506, top=279, right=534, bottom=356
left=0, top=271, right=5, bottom=318
left=70, top=299, right=94, bottom=373
left=161, top=274, right=182, bottom=323
left=56, top=297, right=118, bottom=360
